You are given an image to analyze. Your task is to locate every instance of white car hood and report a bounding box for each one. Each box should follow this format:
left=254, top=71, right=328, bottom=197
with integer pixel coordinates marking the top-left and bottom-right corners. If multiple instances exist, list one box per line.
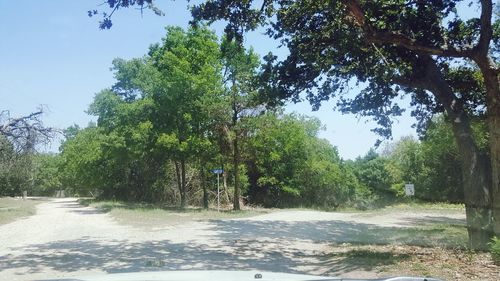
left=38, top=270, right=442, bottom=281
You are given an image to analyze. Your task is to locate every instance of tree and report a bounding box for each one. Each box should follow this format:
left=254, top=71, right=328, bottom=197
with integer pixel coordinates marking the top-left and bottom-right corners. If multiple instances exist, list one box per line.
left=246, top=113, right=313, bottom=206
left=384, top=116, right=489, bottom=202
left=411, top=119, right=464, bottom=202
left=59, top=125, right=108, bottom=197
left=192, top=0, right=499, bottom=250
left=384, top=136, right=424, bottom=188
left=0, top=109, right=56, bottom=196
left=0, top=135, right=32, bottom=196
left=0, top=108, right=55, bottom=152
left=350, top=149, right=395, bottom=198
left=149, top=26, right=223, bottom=208
left=32, top=153, right=62, bottom=196
left=245, top=112, right=359, bottom=208
left=92, top=0, right=499, bottom=248
left=219, top=38, right=261, bottom=210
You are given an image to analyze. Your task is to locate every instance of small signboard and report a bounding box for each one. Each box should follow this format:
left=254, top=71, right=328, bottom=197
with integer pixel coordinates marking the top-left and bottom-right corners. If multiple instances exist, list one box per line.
left=211, top=169, right=223, bottom=174
left=405, top=183, right=415, bottom=196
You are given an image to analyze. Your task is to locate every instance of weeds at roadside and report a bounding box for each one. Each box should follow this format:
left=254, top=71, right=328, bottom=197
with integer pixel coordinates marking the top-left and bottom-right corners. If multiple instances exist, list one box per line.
left=0, top=197, right=43, bottom=225
left=78, top=199, right=269, bottom=227
left=325, top=244, right=498, bottom=281
left=329, top=248, right=411, bottom=268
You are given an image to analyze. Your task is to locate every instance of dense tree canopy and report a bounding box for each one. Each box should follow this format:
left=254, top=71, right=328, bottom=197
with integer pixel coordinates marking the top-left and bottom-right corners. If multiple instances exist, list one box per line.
left=49, top=26, right=366, bottom=210
left=90, top=0, right=499, bottom=249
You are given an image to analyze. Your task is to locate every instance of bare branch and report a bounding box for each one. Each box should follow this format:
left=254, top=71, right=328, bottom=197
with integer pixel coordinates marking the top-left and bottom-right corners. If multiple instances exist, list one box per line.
left=0, top=107, right=57, bottom=152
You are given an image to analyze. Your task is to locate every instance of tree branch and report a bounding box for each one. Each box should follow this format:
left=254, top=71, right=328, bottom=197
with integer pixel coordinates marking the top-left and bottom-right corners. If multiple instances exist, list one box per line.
left=343, top=0, right=473, bottom=58
left=366, top=31, right=473, bottom=58
left=475, top=0, right=493, bottom=56
left=0, top=108, right=57, bottom=151
left=391, top=75, right=426, bottom=90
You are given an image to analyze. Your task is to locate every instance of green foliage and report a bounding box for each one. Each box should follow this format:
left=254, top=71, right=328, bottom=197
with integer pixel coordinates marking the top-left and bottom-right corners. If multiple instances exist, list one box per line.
left=348, top=150, right=394, bottom=200
left=59, top=24, right=485, bottom=211
left=0, top=135, right=33, bottom=196
left=188, top=0, right=498, bottom=136
left=92, top=0, right=497, bottom=138
left=379, top=115, right=488, bottom=203
left=490, top=236, right=500, bottom=264
left=247, top=113, right=311, bottom=206
left=32, top=153, right=62, bottom=196
left=246, top=113, right=360, bottom=208
left=416, top=118, right=464, bottom=202
left=59, top=126, right=107, bottom=196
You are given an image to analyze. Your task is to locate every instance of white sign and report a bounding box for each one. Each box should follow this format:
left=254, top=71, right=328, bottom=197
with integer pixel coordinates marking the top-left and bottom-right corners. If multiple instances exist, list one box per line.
left=405, top=184, right=415, bottom=196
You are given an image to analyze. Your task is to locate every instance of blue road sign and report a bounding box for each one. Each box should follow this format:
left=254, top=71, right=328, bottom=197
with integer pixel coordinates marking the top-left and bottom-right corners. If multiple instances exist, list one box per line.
left=211, top=169, right=223, bottom=174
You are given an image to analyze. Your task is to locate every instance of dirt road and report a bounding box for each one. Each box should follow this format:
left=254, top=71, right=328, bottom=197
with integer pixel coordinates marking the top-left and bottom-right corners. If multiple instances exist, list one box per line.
left=0, top=198, right=465, bottom=281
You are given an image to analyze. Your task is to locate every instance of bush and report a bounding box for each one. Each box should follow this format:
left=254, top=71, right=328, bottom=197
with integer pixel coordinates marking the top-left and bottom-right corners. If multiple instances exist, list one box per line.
left=490, top=236, right=500, bottom=264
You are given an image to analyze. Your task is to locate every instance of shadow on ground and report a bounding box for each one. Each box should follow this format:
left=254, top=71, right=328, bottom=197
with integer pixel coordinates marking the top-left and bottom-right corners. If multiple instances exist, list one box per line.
left=1, top=237, right=311, bottom=274
left=0, top=235, right=411, bottom=278
left=208, top=218, right=467, bottom=247
left=0, top=200, right=467, bottom=278
left=0, top=220, right=466, bottom=278
left=401, top=216, right=466, bottom=226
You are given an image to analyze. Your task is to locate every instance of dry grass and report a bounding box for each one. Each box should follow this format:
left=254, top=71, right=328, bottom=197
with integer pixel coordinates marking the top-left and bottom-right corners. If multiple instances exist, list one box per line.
left=0, top=197, right=42, bottom=225
left=325, top=244, right=499, bottom=280
left=79, top=199, right=270, bottom=228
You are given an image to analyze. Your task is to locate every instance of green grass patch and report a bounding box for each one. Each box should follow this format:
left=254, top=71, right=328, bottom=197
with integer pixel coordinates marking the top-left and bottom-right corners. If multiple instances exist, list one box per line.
left=489, top=236, right=500, bottom=264
left=385, top=201, right=465, bottom=211
left=396, top=224, right=468, bottom=248
left=0, top=197, right=42, bottom=225
left=78, top=199, right=270, bottom=228
left=337, top=223, right=468, bottom=248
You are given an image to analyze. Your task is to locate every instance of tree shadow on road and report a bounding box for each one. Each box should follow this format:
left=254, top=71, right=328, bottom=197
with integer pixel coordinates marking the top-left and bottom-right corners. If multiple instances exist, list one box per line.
left=0, top=217, right=466, bottom=279
left=208, top=219, right=467, bottom=248
left=1, top=237, right=312, bottom=275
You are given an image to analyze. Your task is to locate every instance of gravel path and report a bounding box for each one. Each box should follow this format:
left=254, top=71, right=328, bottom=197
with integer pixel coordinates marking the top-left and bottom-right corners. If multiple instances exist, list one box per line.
left=0, top=198, right=465, bottom=281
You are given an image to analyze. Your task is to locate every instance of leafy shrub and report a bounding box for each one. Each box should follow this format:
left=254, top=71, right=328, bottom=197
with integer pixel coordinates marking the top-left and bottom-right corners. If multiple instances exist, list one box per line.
left=490, top=236, right=500, bottom=264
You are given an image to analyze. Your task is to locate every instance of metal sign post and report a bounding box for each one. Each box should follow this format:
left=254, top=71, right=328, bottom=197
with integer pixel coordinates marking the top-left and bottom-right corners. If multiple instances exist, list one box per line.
left=217, top=172, right=220, bottom=212
left=211, top=169, right=223, bottom=212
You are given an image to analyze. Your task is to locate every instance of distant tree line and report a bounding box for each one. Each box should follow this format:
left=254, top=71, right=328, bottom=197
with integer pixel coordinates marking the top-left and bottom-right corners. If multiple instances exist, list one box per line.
left=32, top=26, right=367, bottom=209
left=1, top=26, right=486, bottom=211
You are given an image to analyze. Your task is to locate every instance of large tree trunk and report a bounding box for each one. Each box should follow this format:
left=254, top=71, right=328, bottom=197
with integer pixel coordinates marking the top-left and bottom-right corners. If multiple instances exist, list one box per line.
left=490, top=105, right=500, bottom=237
left=200, top=162, right=208, bottom=209
left=233, top=133, right=241, bottom=210
left=222, top=163, right=229, bottom=203
left=453, top=118, right=493, bottom=250
left=179, top=158, right=187, bottom=208
left=174, top=161, right=182, bottom=205
left=474, top=55, right=500, bottom=237
left=422, top=55, right=494, bottom=249
left=232, top=90, right=241, bottom=211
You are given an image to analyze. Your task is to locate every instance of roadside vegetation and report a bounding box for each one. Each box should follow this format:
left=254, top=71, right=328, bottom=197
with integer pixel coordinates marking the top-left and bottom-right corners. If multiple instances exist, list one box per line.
left=1, top=27, right=481, bottom=212
left=326, top=244, right=497, bottom=281
left=79, top=198, right=269, bottom=228
left=490, top=237, right=500, bottom=264
left=0, top=1, right=498, bottom=278
left=0, top=197, right=42, bottom=225
left=0, top=26, right=491, bottom=250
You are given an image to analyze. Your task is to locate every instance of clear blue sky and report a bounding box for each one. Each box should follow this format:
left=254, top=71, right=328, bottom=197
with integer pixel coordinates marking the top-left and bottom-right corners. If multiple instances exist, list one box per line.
left=0, top=0, right=420, bottom=159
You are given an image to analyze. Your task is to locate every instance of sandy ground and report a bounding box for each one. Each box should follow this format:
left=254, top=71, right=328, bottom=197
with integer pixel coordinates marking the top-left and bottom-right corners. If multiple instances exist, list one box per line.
left=0, top=198, right=466, bottom=281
